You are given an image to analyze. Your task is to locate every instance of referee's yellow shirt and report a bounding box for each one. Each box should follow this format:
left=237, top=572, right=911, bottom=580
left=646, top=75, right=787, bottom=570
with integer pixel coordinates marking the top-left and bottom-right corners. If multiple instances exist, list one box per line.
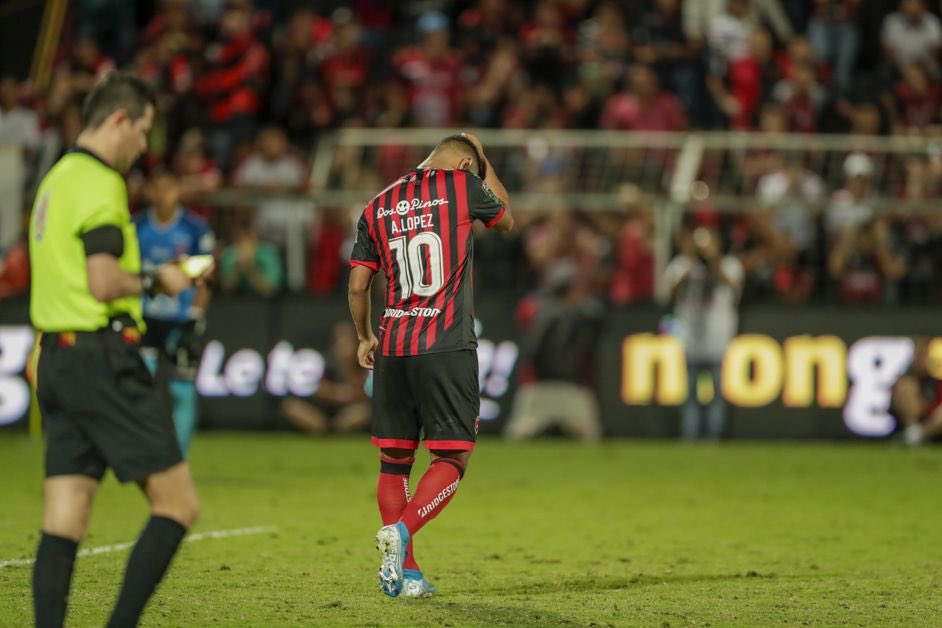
left=29, top=149, right=144, bottom=332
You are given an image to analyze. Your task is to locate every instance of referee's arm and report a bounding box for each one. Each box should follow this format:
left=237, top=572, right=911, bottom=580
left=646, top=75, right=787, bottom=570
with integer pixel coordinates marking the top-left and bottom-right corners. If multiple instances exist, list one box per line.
left=83, top=226, right=191, bottom=301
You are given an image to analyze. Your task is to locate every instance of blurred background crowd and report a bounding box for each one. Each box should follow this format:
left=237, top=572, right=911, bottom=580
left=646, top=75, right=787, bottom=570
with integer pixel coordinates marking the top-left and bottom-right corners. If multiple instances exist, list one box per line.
left=2, top=0, right=942, bottom=309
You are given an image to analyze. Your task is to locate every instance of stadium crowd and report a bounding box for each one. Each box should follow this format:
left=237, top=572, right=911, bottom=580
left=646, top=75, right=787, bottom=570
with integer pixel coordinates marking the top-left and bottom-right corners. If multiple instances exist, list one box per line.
left=2, top=0, right=942, bottom=306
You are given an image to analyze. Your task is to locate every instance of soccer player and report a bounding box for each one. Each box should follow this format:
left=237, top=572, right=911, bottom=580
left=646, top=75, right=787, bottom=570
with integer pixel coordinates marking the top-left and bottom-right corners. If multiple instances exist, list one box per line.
left=135, top=169, right=215, bottom=457
left=348, top=132, right=513, bottom=597
left=29, top=72, right=205, bottom=628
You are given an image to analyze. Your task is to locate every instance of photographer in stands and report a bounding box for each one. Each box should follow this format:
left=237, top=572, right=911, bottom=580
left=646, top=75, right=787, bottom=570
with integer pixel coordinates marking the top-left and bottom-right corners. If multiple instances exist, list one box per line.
left=504, top=261, right=604, bottom=442
left=664, top=225, right=743, bottom=440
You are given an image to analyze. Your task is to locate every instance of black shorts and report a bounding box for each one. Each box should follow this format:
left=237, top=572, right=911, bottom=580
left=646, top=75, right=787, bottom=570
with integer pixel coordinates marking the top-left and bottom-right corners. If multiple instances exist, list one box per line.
left=371, top=349, right=479, bottom=451
left=36, top=326, right=183, bottom=483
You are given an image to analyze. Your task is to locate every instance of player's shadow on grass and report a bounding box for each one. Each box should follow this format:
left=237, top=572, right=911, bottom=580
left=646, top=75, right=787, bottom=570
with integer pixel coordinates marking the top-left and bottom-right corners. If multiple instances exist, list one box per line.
left=417, top=574, right=825, bottom=628
left=428, top=599, right=581, bottom=627
left=476, top=572, right=820, bottom=596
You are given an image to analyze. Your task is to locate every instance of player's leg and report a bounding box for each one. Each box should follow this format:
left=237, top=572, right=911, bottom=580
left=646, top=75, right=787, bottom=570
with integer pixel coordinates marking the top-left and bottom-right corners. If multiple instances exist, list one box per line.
left=107, top=462, right=200, bottom=628
left=377, top=447, right=420, bottom=573
left=381, top=350, right=478, bottom=597
left=34, top=476, right=99, bottom=628
left=383, top=447, right=470, bottom=599
left=169, top=377, right=198, bottom=456
left=402, top=349, right=478, bottom=538
left=399, top=449, right=470, bottom=538
left=370, top=353, right=420, bottom=596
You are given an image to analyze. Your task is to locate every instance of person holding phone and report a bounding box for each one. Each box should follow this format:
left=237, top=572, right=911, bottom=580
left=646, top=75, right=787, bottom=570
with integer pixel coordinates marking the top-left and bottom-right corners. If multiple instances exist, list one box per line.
left=135, top=168, right=215, bottom=457
left=663, top=226, right=744, bottom=440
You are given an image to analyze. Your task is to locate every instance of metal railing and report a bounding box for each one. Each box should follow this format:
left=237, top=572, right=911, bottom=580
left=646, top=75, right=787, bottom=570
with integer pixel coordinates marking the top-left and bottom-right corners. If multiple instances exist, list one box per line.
left=19, top=129, right=940, bottom=294
left=278, top=130, right=942, bottom=293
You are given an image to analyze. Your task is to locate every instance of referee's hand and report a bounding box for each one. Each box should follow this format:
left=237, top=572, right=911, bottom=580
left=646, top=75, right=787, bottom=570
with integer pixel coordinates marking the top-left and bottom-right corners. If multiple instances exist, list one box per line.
left=357, top=335, right=378, bottom=369
left=156, top=264, right=194, bottom=296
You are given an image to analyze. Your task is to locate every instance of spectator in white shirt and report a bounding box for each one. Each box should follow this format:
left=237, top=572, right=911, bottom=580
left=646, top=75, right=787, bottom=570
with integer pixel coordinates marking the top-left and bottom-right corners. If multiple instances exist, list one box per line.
left=826, top=152, right=876, bottom=238
left=233, top=125, right=311, bottom=246
left=0, top=76, right=40, bottom=250
left=881, top=0, right=942, bottom=74
left=757, top=156, right=825, bottom=256
left=708, top=0, right=756, bottom=62
left=687, top=0, right=793, bottom=50
left=0, top=76, right=40, bottom=159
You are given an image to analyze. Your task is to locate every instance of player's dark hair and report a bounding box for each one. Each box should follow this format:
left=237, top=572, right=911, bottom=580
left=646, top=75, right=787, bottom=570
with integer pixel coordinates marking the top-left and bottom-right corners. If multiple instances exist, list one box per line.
left=81, top=71, right=156, bottom=130
left=437, top=134, right=486, bottom=179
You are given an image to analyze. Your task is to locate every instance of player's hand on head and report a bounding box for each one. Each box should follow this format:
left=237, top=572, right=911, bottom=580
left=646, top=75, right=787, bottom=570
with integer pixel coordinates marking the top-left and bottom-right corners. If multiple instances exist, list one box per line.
left=358, top=335, right=379, bottom=369
left=460, top=132, right=484, bottom=154
left=156, top=263, right=193, bottom=296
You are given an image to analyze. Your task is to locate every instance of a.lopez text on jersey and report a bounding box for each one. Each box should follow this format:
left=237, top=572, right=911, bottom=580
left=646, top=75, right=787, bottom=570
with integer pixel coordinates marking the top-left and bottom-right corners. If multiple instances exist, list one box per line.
left=351, top=168, right=504, bottom=356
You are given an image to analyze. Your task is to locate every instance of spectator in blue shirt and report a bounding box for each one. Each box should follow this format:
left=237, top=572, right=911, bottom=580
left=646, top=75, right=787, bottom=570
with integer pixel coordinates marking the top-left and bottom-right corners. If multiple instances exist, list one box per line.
left=135, top=168, right=215, bottom=456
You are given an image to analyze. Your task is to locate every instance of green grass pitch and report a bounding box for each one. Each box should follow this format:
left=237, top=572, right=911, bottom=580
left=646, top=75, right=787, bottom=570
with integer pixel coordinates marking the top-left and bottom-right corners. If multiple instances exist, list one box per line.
left=1, top=433, right=940, bottom=626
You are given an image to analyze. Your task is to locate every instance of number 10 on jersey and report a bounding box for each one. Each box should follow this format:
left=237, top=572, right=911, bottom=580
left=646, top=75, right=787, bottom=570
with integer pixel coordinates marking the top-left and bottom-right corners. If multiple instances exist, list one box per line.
left=389, top=233, right=445, bottom=298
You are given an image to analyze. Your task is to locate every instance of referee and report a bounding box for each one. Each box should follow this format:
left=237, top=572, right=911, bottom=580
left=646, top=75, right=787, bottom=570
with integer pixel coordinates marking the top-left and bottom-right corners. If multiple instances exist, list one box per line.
left=29, top=72, right=203, bottom=628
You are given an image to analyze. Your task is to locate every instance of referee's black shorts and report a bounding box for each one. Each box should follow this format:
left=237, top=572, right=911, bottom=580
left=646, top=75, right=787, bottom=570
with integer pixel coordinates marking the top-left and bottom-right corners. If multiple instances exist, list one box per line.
left=36, top=324, right=182, bottom=483
left=371, top=349, right=479, bottom=451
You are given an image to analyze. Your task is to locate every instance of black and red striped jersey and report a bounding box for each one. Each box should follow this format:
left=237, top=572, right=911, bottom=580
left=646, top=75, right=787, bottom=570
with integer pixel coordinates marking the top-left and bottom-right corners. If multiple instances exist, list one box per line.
left=350, top=168, right=505, bottom=356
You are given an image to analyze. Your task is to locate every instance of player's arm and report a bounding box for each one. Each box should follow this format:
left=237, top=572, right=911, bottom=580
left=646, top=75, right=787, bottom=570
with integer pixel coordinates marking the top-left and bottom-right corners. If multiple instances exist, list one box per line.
left=461, top=132, right=514, bottom=232
left=479, top=155, right=512, bottom=228
left=482, top=169, right=514, bottom=233
left=84, top=227, right=191, bottom=302
left=348, top=265, right=378, bottom=369
left=349, top=212, right=381, bottom=368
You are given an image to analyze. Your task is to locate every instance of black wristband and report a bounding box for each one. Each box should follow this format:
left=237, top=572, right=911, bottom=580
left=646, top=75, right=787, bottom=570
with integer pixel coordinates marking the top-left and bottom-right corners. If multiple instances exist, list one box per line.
left=140, top=270, right=159, bottom=297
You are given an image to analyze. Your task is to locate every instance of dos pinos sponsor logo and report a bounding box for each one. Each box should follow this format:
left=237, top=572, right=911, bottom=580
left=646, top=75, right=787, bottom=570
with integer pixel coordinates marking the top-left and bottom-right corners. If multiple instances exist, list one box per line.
left=376, top=198, right=448, bottom=219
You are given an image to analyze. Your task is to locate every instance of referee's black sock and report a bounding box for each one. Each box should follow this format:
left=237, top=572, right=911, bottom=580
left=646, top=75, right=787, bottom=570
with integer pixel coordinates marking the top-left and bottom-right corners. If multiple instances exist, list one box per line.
left=33, top=531, right=78, bottom=628
left=106, top=516, right=187, bottom=628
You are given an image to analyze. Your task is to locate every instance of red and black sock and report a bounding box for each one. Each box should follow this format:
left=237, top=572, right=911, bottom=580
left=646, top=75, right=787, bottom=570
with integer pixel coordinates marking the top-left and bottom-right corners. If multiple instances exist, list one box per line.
left=400, top=457, right=465, bottom=537
left=377, top=453, right=420, bottom=571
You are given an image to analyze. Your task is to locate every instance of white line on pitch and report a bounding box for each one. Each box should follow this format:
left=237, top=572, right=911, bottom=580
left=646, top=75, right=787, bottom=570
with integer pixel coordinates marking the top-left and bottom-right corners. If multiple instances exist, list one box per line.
left=0, top=525, right=277, bottom=570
